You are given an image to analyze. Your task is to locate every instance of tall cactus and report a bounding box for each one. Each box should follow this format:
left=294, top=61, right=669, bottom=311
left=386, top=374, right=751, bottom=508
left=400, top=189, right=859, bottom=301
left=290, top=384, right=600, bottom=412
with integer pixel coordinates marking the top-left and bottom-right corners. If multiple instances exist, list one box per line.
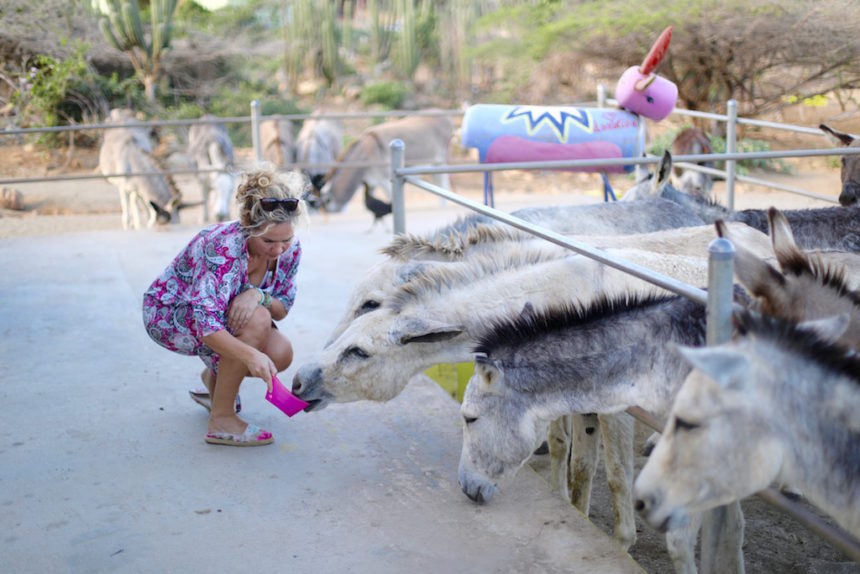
left=99, top=0, right=177, bottom=102
left=320, top=0, right=339, bottom=86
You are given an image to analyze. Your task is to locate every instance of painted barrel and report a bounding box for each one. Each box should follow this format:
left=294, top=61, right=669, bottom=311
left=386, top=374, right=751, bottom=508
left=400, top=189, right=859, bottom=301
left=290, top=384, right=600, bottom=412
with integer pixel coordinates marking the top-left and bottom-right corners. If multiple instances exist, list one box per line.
left=461, top=104, right=641, bottom=174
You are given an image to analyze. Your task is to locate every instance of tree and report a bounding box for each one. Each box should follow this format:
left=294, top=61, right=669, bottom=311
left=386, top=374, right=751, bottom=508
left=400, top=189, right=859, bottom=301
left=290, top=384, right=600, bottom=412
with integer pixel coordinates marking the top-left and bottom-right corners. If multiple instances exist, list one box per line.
left=472, top=0, right=860, bottom=121
left=99, top=0, right=178, bottom=102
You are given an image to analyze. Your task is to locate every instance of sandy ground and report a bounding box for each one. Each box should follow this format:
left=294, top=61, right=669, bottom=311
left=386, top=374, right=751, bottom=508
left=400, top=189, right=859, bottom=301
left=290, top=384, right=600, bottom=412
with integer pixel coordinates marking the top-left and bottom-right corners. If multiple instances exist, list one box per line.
left=0, top=143, right=856, bottom=573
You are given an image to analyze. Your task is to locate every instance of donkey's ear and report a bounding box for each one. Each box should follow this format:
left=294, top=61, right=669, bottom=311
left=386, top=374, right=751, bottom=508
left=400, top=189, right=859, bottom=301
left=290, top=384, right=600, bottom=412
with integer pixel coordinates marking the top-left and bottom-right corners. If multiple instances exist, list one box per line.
left=395, top=260, right=440, bottom=284
left=392, top=316, right=463, bottom=345
left=767, top=207, right=803, bottom=267
left=518, top=301, right=535, bottom=319
left=820, top=124, right=855, bottom=147
left=799, top=313, right=850, bottom=343
left=677, top=346, right=750, bottom=389
left=731, top=236, right=788, bottom=308
left=655, top=150, right=673, bottom=189
left=474, top=354, right=502, bottom=386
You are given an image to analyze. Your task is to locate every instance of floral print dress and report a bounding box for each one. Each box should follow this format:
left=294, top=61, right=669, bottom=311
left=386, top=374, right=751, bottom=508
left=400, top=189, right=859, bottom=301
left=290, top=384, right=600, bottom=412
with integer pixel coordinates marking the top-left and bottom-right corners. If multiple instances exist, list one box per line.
left=142, top=221, right=301, bottom=373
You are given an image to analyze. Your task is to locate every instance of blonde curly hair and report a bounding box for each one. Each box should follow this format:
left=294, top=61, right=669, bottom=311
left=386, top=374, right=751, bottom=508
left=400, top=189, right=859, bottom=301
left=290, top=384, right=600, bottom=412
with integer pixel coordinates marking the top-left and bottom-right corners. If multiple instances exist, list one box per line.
left=236, top=165, right=309, bottom=235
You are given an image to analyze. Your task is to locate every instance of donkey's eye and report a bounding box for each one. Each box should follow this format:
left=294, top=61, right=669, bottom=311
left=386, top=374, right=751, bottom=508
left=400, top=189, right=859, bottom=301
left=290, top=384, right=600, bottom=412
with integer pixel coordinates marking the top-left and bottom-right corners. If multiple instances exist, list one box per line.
left=344, top=346, right=370, bottom=359
left=674, top=416, right=700, bottom=432
left=463, top=416, right=478, bottom=425
left=357, top=300, right=381, bottom=314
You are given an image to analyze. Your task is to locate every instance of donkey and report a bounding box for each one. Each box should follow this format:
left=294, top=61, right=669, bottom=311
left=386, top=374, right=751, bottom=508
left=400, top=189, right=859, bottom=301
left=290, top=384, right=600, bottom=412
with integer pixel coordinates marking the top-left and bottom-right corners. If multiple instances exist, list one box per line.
left=99, top=108, right=181, bottom=230
left=717, top=207, right=860, bottom=348
left=820, top=123, right=860, bottom=206
left=295, top=111, right=343, bottom=197
left=456, top=292, right=751, bottom=573
left=260, top=118, right=295, bottom=168
left=671, top=127, right=714, bottom=199
left=329, top=198, right=708, bottom=343
left=320, top=114, right=453, bottom=212
left=634, top=310, right=860, bottom=539
left=188, top=115, right=235, bottom=222
left=626, top=151, right=860, bottom=252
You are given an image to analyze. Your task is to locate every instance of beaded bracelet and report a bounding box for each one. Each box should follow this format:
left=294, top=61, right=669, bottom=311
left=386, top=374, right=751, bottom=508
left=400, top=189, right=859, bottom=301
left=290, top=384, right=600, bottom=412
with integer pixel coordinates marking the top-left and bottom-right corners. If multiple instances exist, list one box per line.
left=251, top=286, right=265, bottom=306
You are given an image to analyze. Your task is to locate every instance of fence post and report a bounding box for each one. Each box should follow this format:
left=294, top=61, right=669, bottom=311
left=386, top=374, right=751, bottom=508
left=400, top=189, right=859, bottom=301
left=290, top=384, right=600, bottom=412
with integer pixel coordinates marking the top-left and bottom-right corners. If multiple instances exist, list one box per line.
left=635, top=118, right=648, bottom=183
left=390, top=139, right=406, bottom=235
left=597, top=84, right=606, bottom=108
left=725, top=99, right=738, bottom=210
left=251, top=100, right=263, bottom=164
left=700, top=236, right=745, bottom=574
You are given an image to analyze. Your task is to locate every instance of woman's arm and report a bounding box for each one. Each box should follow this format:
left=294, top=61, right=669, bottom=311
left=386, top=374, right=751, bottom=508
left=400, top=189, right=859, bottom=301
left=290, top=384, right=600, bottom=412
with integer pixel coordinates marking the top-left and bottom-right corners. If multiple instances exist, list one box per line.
left=201, top=329, right=276, bottom=389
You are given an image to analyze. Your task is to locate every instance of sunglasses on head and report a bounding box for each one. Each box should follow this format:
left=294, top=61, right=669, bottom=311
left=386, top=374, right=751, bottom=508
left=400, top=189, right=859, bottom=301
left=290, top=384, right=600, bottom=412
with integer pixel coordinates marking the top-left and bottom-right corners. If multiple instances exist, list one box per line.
left=259, top=197, right=300, bottom=213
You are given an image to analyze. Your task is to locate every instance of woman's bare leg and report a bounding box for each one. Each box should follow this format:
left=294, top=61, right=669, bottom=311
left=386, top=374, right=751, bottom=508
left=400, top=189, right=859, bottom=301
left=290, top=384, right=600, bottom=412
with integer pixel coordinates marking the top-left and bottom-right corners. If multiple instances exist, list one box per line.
left=208, top=307, right=271, bottom=435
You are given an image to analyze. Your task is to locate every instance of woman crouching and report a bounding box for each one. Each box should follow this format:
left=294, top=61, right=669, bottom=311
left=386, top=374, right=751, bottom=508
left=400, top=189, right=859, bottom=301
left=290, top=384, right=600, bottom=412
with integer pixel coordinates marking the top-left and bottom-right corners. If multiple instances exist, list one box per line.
left=143, top=167, right=307, bottom=446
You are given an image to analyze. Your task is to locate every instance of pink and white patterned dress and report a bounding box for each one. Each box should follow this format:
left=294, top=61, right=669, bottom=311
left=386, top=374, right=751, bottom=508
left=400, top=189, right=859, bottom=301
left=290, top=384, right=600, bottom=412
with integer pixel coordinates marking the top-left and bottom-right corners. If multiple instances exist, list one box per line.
left=142, top=221, right=301, bottom=372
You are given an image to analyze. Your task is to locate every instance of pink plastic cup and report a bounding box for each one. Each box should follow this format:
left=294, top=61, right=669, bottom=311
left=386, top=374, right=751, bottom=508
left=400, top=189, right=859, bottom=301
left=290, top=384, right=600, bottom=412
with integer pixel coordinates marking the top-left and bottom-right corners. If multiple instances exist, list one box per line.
left=265, top=375, right=309, bottom=417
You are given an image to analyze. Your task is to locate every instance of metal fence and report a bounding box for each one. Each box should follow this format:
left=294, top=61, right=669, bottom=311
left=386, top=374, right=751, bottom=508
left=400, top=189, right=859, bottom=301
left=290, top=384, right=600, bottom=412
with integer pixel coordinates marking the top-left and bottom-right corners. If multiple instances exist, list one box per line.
left=388, top=140, right=860, bottom=565
left=1, top=93, right=854, bottom=208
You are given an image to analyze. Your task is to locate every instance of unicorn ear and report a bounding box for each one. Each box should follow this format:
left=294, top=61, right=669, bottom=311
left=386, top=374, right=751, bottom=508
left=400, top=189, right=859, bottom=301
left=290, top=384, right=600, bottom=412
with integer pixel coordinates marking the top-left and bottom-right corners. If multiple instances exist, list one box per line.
left=392, top=317, right=463, bottom=345
left=474, top=354, right=502, bottom=386
left=767, top=207, right=803, bottom=267
left=677, top=345, right=750, bottom=389
left=799, top=313, right=850, bottom=343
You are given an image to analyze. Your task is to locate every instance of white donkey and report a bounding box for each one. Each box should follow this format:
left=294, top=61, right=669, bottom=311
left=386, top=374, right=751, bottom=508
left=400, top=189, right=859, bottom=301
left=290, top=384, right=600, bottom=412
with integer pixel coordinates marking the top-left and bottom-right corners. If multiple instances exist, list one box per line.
left=320, top=114, right=453, bottom=212
left=295, top=111, right=343, bottom=197
left=634, top=310, right=860, bottom=539
left=188, top=115, right=235, bottom=222
left=260, top=117, right=295, bottom=168
left=99, top=108, right=181, bottom=230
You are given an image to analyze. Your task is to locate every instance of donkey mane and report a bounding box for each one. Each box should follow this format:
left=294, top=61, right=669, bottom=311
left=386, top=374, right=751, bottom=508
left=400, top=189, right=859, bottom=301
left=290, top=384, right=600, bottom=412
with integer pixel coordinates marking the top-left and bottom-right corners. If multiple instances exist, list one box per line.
left=777, top=251, right=860, bottom=307
left=473, top=292, right=684, bottom=356
left=735, top=310, right=860, bottom=383
left=380, top=221, right=527, bottom=260
left=386, top=247, right=566, bottom=313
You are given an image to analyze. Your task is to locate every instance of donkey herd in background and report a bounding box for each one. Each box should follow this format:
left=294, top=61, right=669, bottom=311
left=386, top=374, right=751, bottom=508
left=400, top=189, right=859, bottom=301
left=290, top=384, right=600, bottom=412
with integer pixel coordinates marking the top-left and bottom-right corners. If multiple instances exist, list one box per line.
left=96, top=105, right=859, bottom=569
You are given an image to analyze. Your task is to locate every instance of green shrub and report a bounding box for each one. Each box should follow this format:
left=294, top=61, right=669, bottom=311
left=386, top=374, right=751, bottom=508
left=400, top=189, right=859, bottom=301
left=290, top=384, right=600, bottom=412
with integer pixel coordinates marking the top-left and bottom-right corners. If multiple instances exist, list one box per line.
left=710, top=135, right=792, bottom=175
left=648, top=126, right=792, bottom=175
left=360, top=82, right=410, bottom=109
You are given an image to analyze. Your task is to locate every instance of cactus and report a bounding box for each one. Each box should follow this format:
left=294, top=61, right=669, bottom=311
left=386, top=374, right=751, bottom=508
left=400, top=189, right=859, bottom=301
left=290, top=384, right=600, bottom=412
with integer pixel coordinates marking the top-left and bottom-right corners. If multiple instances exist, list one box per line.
left=100, top=0, right=177, bottom=102
left=395, top=0, right=418, bottom=79
left=320, top=0, right=339, bottom=85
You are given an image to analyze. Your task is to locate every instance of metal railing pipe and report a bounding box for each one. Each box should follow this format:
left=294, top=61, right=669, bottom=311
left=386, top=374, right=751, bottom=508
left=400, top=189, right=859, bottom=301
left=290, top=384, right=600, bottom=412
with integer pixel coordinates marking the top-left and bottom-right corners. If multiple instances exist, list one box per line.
left=250, top=100, right=263, bottom=164
left=725, top=100, right=738, bottom=209
left=396, top=147, right=860, bottom=177
left=390, top=139, right=406, bottom=235
left=401, top=175, right=709, bottom=305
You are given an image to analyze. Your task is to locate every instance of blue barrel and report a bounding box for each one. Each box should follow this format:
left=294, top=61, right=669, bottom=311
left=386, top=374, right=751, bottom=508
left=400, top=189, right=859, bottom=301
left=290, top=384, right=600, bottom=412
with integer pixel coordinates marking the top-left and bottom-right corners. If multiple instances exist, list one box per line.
left=461, top=104, right=641, bottom=173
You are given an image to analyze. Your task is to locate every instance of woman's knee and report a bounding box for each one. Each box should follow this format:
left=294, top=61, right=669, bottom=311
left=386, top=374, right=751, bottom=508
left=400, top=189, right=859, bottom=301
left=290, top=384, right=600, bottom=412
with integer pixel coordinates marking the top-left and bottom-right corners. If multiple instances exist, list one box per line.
left=236, top=306, right=272, bottom=347
left=267, top=331, right=293, bottom=371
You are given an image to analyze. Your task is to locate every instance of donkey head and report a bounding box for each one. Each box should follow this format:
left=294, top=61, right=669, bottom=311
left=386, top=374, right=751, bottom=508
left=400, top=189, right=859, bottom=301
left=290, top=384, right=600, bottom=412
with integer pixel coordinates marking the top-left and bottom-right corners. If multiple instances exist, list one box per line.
left=633, top=343, right=784, bottom=532
left=820, top=124, right=860, bottom=206
left=291, top=311, right=464, bottom=409
left=458, top=355, right=548, bottom=504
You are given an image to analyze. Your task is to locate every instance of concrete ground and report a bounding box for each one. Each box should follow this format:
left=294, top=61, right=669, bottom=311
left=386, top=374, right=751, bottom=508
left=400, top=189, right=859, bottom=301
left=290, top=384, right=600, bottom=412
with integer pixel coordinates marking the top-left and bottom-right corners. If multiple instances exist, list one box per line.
left=0, top=190, right=643, bottom=573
